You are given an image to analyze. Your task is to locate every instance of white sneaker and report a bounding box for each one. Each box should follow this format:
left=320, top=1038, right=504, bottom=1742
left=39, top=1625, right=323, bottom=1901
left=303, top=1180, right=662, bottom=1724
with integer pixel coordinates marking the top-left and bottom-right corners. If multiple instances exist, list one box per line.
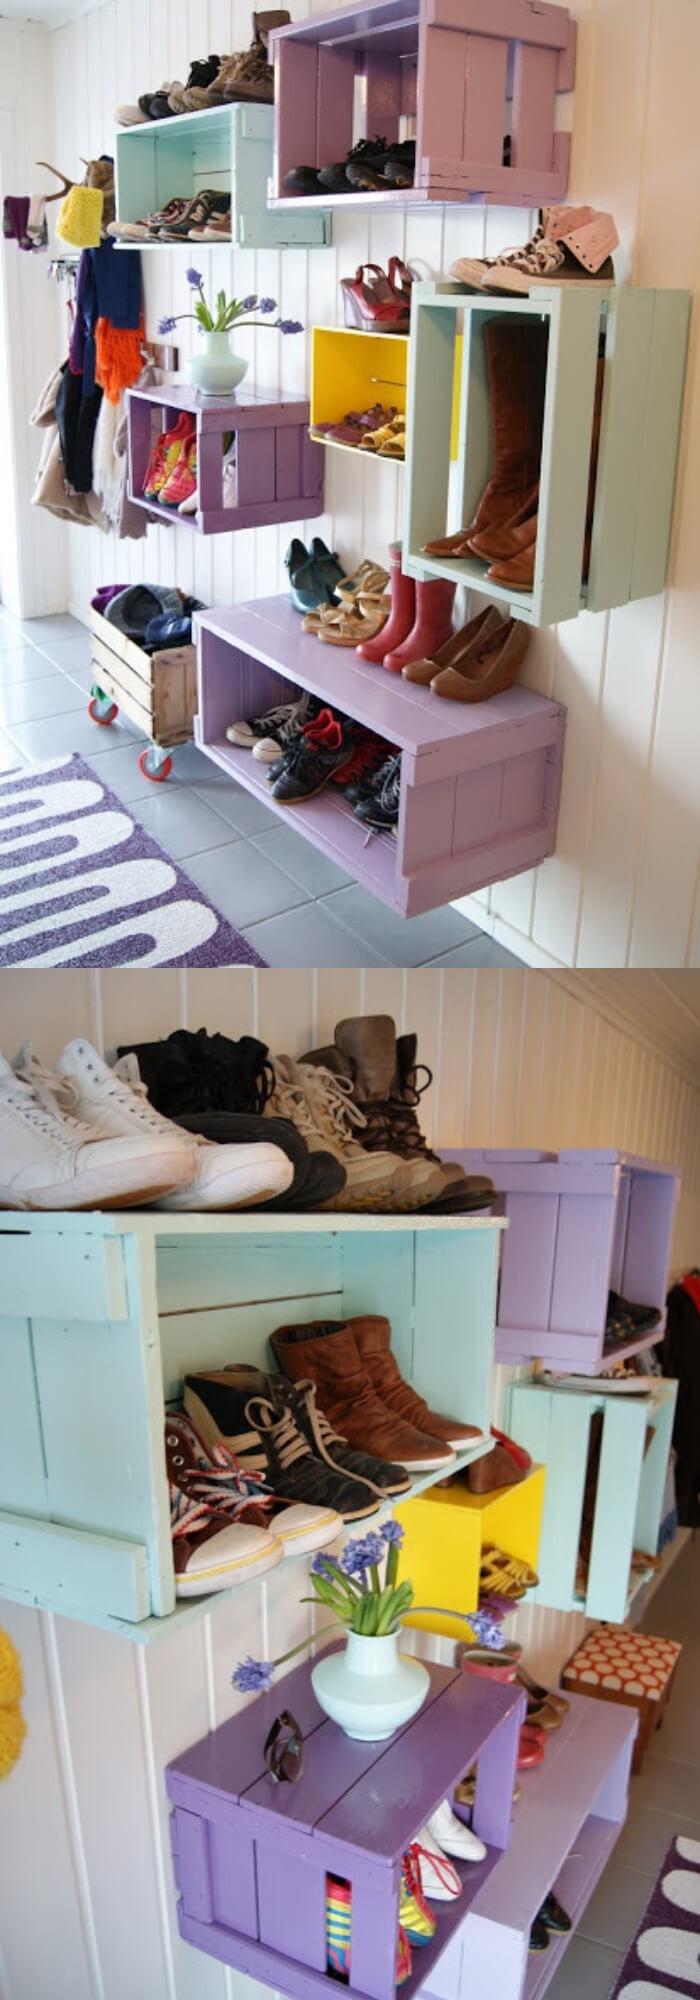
left=425, top=1799, right=487, bottom=1864
left=0, top=1052, right=190, bottom=1210
left=170, top=1486, right=284, bottom=1596
left=410, top=1828, right=462, bottom=1900
left=16, top=1041, right=293, bottom=1212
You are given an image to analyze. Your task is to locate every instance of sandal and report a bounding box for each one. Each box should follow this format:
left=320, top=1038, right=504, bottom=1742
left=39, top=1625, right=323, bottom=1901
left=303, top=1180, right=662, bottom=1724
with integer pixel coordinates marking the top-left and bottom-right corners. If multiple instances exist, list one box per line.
left=317, top=605, right=387, bottom=646
left=479, top=1546, right=539, bottom=1598
left=516, top=1668, right=570, bottom=1716
left=525, top=1697, right=565, bottom=1732
left=335, top=561, right=389, bottom=604
left=340, top=262, right=411, bottom=331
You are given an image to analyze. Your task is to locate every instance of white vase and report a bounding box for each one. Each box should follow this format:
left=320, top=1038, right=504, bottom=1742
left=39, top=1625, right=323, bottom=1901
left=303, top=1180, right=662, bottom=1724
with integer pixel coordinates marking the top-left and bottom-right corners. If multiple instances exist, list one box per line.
left=311, top=1631, right=430, bottom=1743
left=187, top=332, right=248, bottom=398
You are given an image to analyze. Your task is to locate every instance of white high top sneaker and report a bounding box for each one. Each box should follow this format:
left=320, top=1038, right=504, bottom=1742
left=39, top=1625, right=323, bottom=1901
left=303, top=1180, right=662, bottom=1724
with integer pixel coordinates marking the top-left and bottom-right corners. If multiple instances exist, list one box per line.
left=0, top=1051, right=191, bottom=1210
left=18, top=1040, right=293, bottom=1213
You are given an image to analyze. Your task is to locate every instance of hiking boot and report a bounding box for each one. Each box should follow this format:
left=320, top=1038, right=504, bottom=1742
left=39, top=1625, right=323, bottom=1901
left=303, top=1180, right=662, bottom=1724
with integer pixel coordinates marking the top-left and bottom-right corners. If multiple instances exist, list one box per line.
left=349, top=1314, right=484, bottom=1449
left=292, top=1049, right=444, bottom=1210
left=267, top=1054, right=414, bottom=1212
left=16, top=1041, right=292, bottom=1212
left=270, top=709, right=355, bottom=802
left=184, top=1367, right=381, bottom=1521
left=304, top=1018, right=494, bottom=1211
left=0, top=1052, right=190, bottom=1210
left=273, top=1375, right=411, bottom=1496
left=168, top=1471, right=283, bottom=1597
left=165, top=1408, right=341, bottom=1557
left=268, top=1320, right=456, bottom=1472
left=196, top=11, right=290, bottom=106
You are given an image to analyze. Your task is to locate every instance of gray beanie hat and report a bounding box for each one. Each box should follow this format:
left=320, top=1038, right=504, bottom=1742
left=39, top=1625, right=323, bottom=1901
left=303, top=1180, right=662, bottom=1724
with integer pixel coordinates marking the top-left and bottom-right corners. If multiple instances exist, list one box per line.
left=104, top=584, right=183, bottom=640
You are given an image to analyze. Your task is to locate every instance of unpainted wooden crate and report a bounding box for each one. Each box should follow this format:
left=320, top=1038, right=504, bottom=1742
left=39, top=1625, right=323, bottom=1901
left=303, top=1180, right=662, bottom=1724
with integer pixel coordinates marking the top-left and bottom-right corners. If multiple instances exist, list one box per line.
left=90, top=609, right=197, bottom=750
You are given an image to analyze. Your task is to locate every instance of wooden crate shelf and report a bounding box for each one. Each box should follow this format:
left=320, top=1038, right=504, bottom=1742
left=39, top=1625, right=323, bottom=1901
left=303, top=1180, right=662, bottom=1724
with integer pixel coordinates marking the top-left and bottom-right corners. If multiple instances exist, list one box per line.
left=310, top=326, right=461, bottom=460
left=166, top=1655, right=524, bottom=2000
left=396, top=1464, right=546, bottom=1638
left=403, top=283, right=691, bottom=627
left=268, top=0, right=576, bottom=212
left=443, top=1147, right=680, bottom=1372
left=126, top=383, right=324, bottom=536
left=0, top=1209, right=503, bottom=1638
left=88, top=608, right=196, bottom=779
left=194, top=596, right=565, bottom=917
left=114, top=101, right=330, bottom=249
left=505, top=1378, right=678, bottom=1622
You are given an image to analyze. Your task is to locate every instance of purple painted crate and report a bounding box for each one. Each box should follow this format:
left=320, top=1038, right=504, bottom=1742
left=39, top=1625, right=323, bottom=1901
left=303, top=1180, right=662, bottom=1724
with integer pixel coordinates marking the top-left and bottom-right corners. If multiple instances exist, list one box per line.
left=166, top=1653, right=525, bottom=2000
left=194, top=597, right=566, bottom=917
left=443, top=1149, right=681, bottom=1373
left=269, top=0, right=575, bottom=211
left=126, top=383, right=323, bottom=536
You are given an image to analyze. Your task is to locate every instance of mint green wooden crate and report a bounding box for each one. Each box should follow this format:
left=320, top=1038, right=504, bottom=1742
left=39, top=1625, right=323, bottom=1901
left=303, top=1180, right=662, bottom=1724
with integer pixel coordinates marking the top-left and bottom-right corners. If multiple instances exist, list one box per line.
left=115, top=102, right=331, bottom=249
left=0, top=1212, right=503, bottom=1640
left=506, top=1379, right=678, bottom=1621
left=403, top=282, right=690, bottom=627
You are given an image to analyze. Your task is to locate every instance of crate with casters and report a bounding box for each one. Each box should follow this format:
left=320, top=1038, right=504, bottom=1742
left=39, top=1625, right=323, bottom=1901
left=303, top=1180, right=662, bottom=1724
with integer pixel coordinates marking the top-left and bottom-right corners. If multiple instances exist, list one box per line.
left=268, top=0, right=576, bottom=213
left=506, top=1377, right=678, bottom=1622
left=126, top=382, right=324, bottom=535
left=88, top=608, right=196, bottom=782
left=0, top=1208, right=503, bottom=1637
left=442, top=1147, right=681, bottom=1372
left=113, top=101, right=331, bottom=248
left=403, top=282, right=690, bottom=626
left=194, top=597, right=565, bottom=917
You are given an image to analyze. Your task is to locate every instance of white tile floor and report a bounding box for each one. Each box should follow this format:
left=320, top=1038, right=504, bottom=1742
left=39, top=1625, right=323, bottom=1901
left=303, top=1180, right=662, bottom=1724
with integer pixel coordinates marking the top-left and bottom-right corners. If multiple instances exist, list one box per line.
left=546, top=1533, right=700, bottom=2000
left=0, top=606, right=522, bottom=968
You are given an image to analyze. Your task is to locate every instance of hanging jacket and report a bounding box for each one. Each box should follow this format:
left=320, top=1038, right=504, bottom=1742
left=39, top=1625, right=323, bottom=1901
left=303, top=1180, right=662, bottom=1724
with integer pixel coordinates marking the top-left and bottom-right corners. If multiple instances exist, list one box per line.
left=661, top=1278, right=700, bottom=1527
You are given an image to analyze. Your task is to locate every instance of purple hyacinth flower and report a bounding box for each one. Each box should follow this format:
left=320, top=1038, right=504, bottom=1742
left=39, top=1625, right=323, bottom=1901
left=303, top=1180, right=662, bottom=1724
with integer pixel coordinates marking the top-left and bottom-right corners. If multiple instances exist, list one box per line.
left=231, top=1656, right=274, bottom=1693
left=157, top=315, right=178, bottom=335
left=381, top=1520, right=405, bottom=1548
left=185, top=268, right=203, bottom=289
left=275, top=317, right=304, bottom=334
left=259, top=296, right=276, bottom=313
left=341, top=1532, right=385, bottom=1580
left=468, top=1611, right=506, bottom=1651
left=310, top=1552, right=340, bottom=1578
left=241, top=294, right=257, bottom=311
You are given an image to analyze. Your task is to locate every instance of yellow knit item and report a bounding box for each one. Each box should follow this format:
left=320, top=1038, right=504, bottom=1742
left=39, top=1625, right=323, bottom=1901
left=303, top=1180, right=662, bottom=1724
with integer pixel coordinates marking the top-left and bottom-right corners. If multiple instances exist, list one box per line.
left=0, top=1629, right=26, bottom=1778
left=55, top=184, right=104, bottom=248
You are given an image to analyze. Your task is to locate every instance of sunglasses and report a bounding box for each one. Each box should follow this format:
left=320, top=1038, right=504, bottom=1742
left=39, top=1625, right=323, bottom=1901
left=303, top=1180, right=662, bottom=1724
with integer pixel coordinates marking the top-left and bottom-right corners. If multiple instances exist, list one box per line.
left=263, top=1709, right=304, bottom=1784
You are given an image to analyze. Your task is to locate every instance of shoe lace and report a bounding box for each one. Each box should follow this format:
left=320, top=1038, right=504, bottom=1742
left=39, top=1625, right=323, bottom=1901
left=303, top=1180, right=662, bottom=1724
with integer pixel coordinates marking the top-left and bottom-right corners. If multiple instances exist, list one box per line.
left=377, top=754, right=401, bottom=810
left=245, top=1394, right=316, bottom=1473
left=169, top=1484, right=216, bottom=1539
left=291, top=1379, right=347, bottom=1449
left=267, top=1063, right=322, bottom=1143
left=408, top=1841, right=460, bottom=1897
left=252, top=693, right=313, bottom=740
left=400, top=1850, right=428, bottom=1913
left=491, top=227, right=563, bottom=273
left=296, top=1064, right=369, bottom=1149
left=166, top=1421, right=275, bottom=1519
left=9, top=1058, right=110, bottom=1149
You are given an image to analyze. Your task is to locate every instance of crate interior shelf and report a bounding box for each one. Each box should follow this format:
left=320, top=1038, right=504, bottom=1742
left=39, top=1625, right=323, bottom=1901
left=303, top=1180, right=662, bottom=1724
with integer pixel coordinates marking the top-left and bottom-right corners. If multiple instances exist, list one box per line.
left=403, top=283, right=690, bottom=627
left=114, top=101, right=330, bottom=248
left=126, top=383, right=323, bottom=535
left=396, top=1463, right=546, bottom=1638
left=443, top=1147, right=680, bottom=1372
left=268, top=0, right=576, bottom=211
left=194, top=596, right=565, bottom=917
left=310, top=325, right=461, bottom=460
left=166, top=1654, right=524, bottom=2000
left=506, top=1378, right=678, bottom=1622
left=0, top=1208, right=504, bottom=1636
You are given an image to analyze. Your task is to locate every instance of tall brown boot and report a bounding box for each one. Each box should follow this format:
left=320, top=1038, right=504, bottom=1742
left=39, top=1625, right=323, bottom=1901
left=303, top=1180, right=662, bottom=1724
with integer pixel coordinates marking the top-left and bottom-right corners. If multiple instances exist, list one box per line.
left=349, top=1314, right=483, bottom=1448
left=269, top=1319, right=456, bottom=1470
left=463, top=319, right=549, bottom=541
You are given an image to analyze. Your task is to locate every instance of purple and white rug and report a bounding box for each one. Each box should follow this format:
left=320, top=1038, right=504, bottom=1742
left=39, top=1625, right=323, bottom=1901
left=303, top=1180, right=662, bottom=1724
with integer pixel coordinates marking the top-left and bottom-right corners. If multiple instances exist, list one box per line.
left=610, top=1835, right=700, bottom=1998
left=0, top=755, right=265, bottom=967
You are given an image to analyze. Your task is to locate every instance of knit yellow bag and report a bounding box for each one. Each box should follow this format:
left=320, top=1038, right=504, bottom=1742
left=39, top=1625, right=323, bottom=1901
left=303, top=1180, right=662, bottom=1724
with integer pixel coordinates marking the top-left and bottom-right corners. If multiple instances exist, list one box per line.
left=55, top=183, right=104, bottom=248
left=0, top=1627, right=26, bottom=1779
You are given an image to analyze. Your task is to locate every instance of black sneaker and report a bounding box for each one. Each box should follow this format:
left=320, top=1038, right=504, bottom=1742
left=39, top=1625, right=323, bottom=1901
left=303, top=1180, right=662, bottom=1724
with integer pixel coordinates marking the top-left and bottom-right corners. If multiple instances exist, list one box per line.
left=271, top=714, right=354, bottom=802
left=184, top=1367, right=381, bottom=1521
left=317, top=135, right=390, bottom=192
left=353, top=752, right=401, bottom=832
left=284, top=1377, right=411, bottom=1496
left=284, top=165, right=323, bottom=194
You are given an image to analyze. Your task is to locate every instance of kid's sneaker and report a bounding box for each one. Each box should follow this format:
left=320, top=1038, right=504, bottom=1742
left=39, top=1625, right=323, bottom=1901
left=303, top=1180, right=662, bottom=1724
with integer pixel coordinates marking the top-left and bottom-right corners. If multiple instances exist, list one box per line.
left=399, top=1850, right=437, bottom=1944
left=160, top=436, right=197, bottom=509
left=169, top=1481, right=283, bottom=1596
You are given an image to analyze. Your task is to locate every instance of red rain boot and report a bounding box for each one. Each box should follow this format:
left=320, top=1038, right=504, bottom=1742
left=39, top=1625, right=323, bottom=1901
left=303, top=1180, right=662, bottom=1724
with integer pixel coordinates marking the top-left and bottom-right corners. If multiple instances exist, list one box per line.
left=356, top=542, right=415, bottom=663
left=384, top=576, right=456, bottom=675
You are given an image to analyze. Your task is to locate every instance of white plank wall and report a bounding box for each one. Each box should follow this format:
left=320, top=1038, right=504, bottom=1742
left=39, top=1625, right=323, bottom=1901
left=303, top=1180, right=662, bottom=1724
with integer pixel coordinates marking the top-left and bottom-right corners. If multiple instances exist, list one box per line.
left=7, top=0, right=693, bottom=968
left=0, top=967, right=697, bottom=1998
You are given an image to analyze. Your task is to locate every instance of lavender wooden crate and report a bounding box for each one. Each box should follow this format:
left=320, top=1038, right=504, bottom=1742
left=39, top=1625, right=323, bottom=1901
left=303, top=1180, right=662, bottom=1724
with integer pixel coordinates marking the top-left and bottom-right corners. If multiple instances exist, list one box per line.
left=166, top=1653, right=524, bottom=2000
left=195, top=597, right=565, bottom=917
left=269, top=0, right=575, bottom=210
left=433, top=1693, right=637, bottom=2000
left=444, top=1148, right=680, bottom=1372
left=126, top=383, right=323, bottom=536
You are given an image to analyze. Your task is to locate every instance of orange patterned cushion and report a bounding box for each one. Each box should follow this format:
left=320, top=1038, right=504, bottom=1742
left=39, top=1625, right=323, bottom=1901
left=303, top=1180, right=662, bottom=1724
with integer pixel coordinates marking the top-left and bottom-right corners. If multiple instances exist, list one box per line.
left=563, top=1627, right=681, bottom=1700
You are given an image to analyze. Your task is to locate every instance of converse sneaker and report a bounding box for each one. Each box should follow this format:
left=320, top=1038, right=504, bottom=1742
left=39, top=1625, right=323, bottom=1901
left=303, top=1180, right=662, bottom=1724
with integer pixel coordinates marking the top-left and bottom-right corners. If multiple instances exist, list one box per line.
left=270, top=710, right=355, bottom=802
left=451, top=205, right=618, bottom=295
left=408, top=1832, right=462, bottom=1902
left=184, top=1367, right=382, bottom=1521
left=226, top=690, right=320, bottom=760
left=15, top=1041, right=293, bottom=1212
left=353, top=751, right=401, bottom=835
left=169, top=1481, right=283, bottom=1596
left=256, top=1374, right=412, bottom=1497
left=0, top=1051, right=190, bottom=1210
left=424, top=1799, right=487, bottom=1863
left=399, top=1850, right=437, bottom=1944
left=165, top=1408, right=342, bottom=1557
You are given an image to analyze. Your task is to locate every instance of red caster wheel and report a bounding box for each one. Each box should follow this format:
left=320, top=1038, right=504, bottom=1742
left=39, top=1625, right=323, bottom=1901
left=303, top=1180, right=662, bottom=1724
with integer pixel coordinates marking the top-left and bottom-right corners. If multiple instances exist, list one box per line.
left=88, top=692, right=118, bottom=726
left=138, top=745, right=172, bottom=782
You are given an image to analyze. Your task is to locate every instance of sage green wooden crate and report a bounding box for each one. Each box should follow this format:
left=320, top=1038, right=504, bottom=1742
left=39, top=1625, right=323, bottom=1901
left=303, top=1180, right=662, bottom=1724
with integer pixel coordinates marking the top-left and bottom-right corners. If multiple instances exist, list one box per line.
left=403, top=282, right=690, bottom=626
left=0, top=1211, right=503, bottom=1641
left=506, top=1378, right=678, bottom=1621
left=115, top=102, right=331, bottom=250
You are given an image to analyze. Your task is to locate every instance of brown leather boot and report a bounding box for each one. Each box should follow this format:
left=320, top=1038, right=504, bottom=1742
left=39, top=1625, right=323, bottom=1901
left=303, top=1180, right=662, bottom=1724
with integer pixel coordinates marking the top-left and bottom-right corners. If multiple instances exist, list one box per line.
left=463, top=320, right=548, bottom=541
left=349, top=1314, right=483, bottom=1448
left=467, top=1438, right=528, bottom=1493
left=269, top=1319, right=456, bottom=1470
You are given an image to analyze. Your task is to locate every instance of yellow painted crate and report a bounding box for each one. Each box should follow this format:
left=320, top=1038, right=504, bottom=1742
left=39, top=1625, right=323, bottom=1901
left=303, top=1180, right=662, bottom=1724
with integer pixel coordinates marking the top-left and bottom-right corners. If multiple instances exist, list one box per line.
left=396, top=1464, right=546, bottom=1639
left=310, top=326, right=461, bottom=460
